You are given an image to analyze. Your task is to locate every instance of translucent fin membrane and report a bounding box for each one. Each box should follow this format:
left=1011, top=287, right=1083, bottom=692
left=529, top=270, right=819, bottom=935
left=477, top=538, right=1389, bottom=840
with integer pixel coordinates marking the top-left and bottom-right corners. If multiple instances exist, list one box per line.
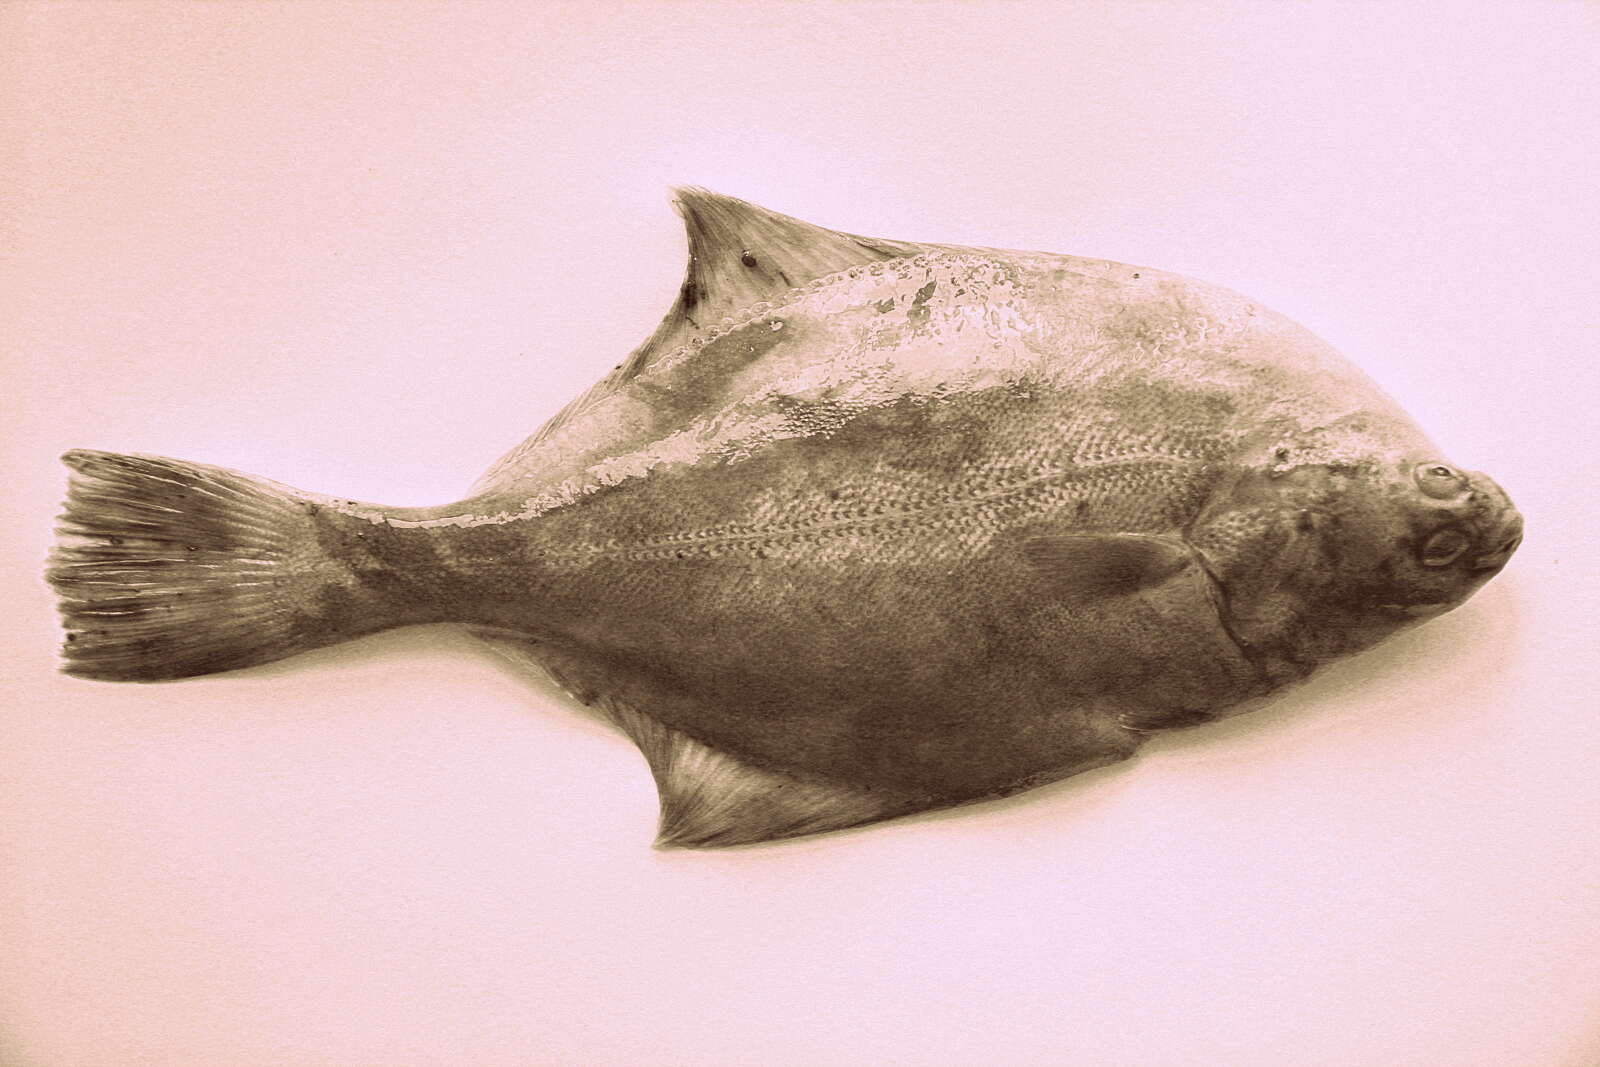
left=47, top=450, right=317, bottom=681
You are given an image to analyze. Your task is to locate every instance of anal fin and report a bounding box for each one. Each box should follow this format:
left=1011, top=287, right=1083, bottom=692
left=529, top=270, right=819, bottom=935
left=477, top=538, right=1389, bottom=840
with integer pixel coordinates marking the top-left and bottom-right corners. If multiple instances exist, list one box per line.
left=469, top=627, right=914, bottom=848
left=603, top=700, right=914, bottom=849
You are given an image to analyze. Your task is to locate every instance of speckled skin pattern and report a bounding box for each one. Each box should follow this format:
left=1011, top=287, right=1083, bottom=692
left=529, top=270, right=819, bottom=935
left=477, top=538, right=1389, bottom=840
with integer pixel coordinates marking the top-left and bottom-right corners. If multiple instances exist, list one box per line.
left=52, top=191, right=1521, bottom=842
left=303, top=196, right=1521, bottom=807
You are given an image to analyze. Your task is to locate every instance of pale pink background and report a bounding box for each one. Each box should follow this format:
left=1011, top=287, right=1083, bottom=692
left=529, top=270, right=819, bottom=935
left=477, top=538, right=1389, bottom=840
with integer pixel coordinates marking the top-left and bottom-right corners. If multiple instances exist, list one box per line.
left=3, top=3, right=1598, bottom=1065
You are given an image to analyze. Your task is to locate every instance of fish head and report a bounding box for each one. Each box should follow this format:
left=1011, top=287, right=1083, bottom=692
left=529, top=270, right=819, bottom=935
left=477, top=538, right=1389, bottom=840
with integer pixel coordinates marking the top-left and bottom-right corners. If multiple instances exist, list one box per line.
left=1383, top=458, right=1524, bottom=603
left=1192, top=437, right=1522, bottom=679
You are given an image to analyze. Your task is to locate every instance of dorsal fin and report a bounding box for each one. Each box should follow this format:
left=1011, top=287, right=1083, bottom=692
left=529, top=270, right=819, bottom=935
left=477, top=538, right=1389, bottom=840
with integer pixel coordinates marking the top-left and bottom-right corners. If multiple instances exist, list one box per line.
left=617, top=188, right=933, bottom=387
left=669, top=187, right=927, bottom=326
left=469, top=189, right=937, bottom=493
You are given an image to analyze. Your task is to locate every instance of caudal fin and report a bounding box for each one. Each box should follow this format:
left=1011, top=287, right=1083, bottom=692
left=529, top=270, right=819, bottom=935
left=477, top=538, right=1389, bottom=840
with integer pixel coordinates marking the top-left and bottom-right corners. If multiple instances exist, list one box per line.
left=47, top=450, right=328, bottom=681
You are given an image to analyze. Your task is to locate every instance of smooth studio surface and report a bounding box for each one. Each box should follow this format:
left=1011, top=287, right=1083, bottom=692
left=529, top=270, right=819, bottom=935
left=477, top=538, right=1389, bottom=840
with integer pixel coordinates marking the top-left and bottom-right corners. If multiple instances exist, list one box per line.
left=3, top=3, right=1598, bottom=1065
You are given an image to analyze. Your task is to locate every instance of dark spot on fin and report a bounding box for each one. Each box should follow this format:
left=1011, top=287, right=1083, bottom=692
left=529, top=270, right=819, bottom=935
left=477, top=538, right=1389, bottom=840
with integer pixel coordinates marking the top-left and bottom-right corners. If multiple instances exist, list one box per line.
left=1020, top=533, right=1195, bottom=600
left=908, top=279, right=938, bottom=326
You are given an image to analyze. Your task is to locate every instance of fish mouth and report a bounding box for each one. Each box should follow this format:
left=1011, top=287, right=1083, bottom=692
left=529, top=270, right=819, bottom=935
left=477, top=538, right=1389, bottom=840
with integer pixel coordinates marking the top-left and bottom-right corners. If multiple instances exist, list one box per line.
left=1411, top=466, right=1523, bottom=574
left=1464, top=473, right=1523, bottom=571
left=1469, top=512, right=1523, bottom=571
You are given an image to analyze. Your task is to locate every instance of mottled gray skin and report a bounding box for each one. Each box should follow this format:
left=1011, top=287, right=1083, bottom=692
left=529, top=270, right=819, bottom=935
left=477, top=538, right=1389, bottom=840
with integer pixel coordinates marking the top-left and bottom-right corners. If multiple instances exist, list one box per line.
left=301, top=193, right=1522, bottom=813
left=52, top=191, right=1522, bottom=844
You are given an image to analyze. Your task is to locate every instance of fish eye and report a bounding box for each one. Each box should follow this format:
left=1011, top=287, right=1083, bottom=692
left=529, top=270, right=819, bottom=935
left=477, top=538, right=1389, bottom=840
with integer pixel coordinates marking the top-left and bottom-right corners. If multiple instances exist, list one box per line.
left=1414, top=462, right=1465, bottom=499
left=1419, top=528, right=1470, bottom=567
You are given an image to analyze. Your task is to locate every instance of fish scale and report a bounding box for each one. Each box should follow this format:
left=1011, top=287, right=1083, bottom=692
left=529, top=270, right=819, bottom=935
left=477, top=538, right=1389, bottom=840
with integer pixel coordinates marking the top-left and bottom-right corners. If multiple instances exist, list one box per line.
left=48, top=188, right=1521, bottom=848
left=523, top=406, right=1213, bottom=568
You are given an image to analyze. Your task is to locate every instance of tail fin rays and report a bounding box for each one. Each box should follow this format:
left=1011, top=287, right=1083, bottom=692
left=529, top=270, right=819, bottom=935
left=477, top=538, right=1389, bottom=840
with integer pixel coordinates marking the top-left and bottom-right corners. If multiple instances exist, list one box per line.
left=48, top=450, right=323, bottom=681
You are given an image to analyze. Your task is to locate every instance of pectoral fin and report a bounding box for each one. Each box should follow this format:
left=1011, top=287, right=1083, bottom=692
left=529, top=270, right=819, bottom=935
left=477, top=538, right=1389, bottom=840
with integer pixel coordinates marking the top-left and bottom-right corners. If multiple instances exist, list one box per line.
left=1021, top=533, right=1196, bottom=600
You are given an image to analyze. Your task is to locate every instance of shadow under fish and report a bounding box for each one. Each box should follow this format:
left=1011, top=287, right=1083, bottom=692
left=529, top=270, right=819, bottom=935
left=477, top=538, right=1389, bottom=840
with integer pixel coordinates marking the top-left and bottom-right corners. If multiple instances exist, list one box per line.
left=47, top=189, right=1523, bottom=848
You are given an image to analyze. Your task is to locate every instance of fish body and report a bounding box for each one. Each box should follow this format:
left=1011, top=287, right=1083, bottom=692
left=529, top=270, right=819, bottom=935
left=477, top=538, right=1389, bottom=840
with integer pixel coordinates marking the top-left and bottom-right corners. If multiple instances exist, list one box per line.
left=49, top=190, right=1521, bottom=847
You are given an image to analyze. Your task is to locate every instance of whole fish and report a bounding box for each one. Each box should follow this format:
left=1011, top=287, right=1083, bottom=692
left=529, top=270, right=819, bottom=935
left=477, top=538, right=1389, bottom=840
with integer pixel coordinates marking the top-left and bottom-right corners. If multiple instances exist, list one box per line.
left=49, top=189, right=1521, bottom=848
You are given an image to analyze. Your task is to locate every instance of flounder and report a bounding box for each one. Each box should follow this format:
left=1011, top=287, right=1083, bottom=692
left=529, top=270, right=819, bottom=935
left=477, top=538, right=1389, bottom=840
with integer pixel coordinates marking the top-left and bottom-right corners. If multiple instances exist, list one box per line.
left=48, top=189, right=1522, bottom=848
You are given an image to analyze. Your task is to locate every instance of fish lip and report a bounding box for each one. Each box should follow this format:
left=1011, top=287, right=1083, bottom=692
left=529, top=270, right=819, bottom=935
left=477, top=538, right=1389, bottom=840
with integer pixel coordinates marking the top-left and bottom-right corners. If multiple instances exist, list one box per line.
left=1378, top=600, right=1452, bottom=618
left=1468, top=503, right=1523, bottom=572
